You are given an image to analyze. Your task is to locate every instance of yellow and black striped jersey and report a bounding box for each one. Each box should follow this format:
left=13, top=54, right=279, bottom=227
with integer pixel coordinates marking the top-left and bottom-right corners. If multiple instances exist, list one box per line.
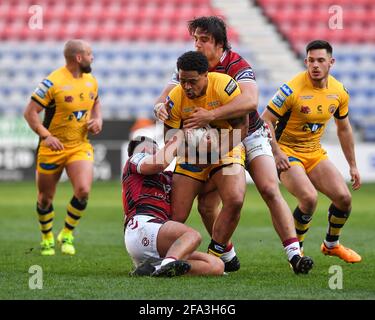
left=31, top=66, right=99, bottom=148
left=267, top=71, right=349, bottom=153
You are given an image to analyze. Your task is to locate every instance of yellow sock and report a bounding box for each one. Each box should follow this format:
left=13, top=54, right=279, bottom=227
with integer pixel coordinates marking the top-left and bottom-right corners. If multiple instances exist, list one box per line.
left=63, top=196, right=87, bottom=234
left=37, top=204, right=55, bottom=240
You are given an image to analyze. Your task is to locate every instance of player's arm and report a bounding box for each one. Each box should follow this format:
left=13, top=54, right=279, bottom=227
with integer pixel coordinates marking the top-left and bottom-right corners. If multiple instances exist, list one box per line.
left=88, top=98, right=103, bottom=135
left=184, top=81, right=258, bottom=129
left=23, top=99, right=64, bottom=151
left=335, top=116, right=361, bottom=190
left=153, top=84, right=177, bottom=121
left=261, top=107, right=290, bottom=172
left=139, top=129, right=184, bottom=175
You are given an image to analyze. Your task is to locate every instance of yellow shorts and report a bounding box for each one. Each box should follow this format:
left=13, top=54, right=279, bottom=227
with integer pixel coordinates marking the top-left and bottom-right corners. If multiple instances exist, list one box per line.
left=37, top=142, right=94, bottom=175
left=280, top=144, right=328, bottom=173
left=174, top=144, right=245, bottom=182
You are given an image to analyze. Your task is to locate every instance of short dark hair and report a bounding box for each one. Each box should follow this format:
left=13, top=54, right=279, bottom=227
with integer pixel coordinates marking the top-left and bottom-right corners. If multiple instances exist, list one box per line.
left=306, top=40, right=333, bottom=55
left=128, top=136, right=158, bottom=157
left=177, top=51, right=209, bottom=74
left=188, top=16, right=231, bottom=51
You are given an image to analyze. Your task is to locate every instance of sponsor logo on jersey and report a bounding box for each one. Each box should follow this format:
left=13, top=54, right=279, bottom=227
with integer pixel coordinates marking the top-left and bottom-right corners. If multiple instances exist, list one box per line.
left=280, top=84, right=293, bottom=96
left=72, top=110, right=87, bottom=121
left=329, top=104, right=336, bottom=114
left=166, top=96, right=174, bottom=109
left=300, top=106, right=311, bottom=114
left=79, top=93, right=84, bottom=101
left=141, top=237, right=150, bottom=247
left=299, top=95, right=314, bottom=100
left=326, top=94, right=339, bottom=99
left=317, top=105, right=323, bottom=113
left=42, top=79, right=53, bottom=88
left=64, top=96, right=74, bottom=103
left=34, top=88, right=46, bottom=99
left=89, top=92, right=95, bottom=100
left=208, top=100, right=220, bottom=107
left=236, top=69, right=256, bottom=81
left=303, top=123, right=324, bottom=133
left=224, top=79, right=238, bottom=96
left=183, top=106, right=194, bottom=113
left=163, top=184, right=171, bottom=194
left=271, top=92, right=286, bottom=108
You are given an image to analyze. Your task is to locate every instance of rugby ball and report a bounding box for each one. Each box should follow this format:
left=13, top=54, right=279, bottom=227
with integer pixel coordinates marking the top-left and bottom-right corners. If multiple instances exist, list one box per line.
left=184, top=126, right=210, bottom=149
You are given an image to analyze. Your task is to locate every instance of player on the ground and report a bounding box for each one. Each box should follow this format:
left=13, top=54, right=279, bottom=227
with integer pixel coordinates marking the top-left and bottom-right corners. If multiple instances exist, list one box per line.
left=154, top=16, right=311, bottom=274
left=262, top=40, right=361, bottom=263
left=24, top=39, right=102, bottom=256
left=123, top=134, right=224, bottom=277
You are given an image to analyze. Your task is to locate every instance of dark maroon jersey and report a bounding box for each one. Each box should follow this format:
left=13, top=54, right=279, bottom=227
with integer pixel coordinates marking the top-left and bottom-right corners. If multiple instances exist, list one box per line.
left=122, top=153, right=172, bottom=226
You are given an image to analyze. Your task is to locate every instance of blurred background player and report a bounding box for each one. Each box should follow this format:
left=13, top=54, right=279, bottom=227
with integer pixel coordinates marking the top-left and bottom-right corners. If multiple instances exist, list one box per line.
left=154, top=16, right=311, bottom=274
left=24, top=39, right=102, bottom=256
left=123, top=134, right=224, bottom=277
left=262, top=40, right=361, bottom=263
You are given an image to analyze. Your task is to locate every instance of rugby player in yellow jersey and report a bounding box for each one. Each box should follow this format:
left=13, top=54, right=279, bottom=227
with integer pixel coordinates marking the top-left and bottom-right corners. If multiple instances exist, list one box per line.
left=163, top=51, right=248, bottom=260
left=262, top=40, right=361, bottom=263
left=24, top=40, right=102, bottom=256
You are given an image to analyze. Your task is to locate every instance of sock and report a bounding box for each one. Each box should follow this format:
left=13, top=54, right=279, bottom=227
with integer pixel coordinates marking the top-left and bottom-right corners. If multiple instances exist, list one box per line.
left=283, top=237, right=301, bottom=261
left=37, top=203, right=55, bottom=240
left=221, top=242, right=236, bottom=262
left=63, top=196, right=87, bottom=234
left=161, top=256, right=177, bottom=267
left=207, top=239, right=226, bottom=258
left=325, top=203, right=351, bottom=248
left=293, top=206, right=312, bottom=250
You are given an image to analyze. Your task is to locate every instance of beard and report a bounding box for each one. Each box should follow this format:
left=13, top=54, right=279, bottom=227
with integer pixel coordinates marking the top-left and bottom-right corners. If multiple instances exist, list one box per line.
left=79, top=63, right=92, bottom=73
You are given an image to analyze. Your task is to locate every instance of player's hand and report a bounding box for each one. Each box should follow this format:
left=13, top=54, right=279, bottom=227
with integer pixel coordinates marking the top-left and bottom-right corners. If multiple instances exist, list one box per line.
left=87, top=118, right=102, bottom=135
left=44, top=135, right=64, bottom=151
left=154, top=102, right=169, bottom=121
left=274, top=149, right=290, bottom=172
left=184, top=108, right=215, bottom=129
left=350, top=166, right=361, bottom=190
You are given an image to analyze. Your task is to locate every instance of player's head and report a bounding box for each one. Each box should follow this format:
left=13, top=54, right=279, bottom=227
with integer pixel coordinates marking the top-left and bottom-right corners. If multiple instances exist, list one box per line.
left=304, top=40, right=335, bottom=82
left=188, top=16, right=230, bottom=62
left=177, top=51, right=209, bottom=99
left=64, top=39, right=93, bottom=73
left=128, top=136, right=159, bottom=157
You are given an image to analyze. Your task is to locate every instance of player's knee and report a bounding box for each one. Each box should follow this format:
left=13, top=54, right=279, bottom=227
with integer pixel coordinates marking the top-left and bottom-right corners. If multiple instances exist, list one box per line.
left=38, top=193, right=53, bottom=209
left=300, top=191, right=318, bottom=212
left=75, top=186, right=90, bottom=200
left=223, top=195, right=244, bottom=214
left=258, top=184, right=280, bottom=203
left=187, top=229, right=202, bottom=248
left=336, top=192, right=352, bottom=211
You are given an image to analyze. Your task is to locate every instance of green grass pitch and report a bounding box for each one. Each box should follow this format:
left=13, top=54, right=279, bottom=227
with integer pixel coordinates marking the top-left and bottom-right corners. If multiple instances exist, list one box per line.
left=1, top=181, right=374, bottom=300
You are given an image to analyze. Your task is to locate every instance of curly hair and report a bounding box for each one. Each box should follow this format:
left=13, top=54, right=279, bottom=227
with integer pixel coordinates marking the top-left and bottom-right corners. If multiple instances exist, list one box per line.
left=188, top=16, right=231, bottom=51
left=177, top=51, right=209, bottom=74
